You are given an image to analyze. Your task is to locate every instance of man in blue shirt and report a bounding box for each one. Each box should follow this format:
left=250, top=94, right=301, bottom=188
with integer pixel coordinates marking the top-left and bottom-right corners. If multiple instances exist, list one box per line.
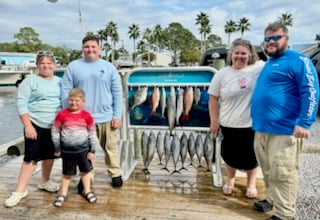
left=251, top=21, right=319, bottom=220
left=61, top=35, right=123, bottom=190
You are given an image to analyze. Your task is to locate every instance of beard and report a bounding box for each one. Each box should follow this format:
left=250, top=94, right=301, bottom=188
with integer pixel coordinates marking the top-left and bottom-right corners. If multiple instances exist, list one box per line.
left=265, top=42, right=288, bottom=58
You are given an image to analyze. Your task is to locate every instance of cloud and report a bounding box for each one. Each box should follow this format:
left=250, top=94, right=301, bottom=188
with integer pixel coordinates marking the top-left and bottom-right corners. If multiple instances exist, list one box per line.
left=0, top=0, right=319, bottom=51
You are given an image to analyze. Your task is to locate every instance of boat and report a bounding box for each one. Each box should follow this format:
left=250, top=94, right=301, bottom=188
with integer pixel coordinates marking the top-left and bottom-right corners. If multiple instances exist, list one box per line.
left=0, top=69, right=32, bottom=86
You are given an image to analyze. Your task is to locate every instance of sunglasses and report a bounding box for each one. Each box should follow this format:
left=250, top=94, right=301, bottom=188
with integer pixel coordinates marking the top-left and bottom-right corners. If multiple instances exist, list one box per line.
left=37, top=51, right=54, bottom=57
left=264, top=35, right=286, bottom=43
left=233, top=39, right=252, bottom=46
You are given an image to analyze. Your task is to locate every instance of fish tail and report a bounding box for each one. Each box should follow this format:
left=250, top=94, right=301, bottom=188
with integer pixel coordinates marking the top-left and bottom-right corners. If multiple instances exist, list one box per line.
left=170, top=170, right=181, bottom=175
left=161, top=167, right=170, bottom=172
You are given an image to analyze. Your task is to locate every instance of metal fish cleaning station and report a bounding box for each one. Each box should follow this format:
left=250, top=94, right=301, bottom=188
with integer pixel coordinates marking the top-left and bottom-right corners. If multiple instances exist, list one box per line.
left=119, top=66, right=223, bottom=187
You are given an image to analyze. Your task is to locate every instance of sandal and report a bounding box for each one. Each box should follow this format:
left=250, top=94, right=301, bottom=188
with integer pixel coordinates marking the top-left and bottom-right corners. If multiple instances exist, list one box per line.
left=222, top=184, right=234, bottom=195
left=246, top=187, right=258, bottom=199
left=4, top=190, right=28, bottom=208
left=84, top=192, right=97, bottom=204
left=38, top=180, right=60, bottom=192
left=53, top=195, right=67, bottom=207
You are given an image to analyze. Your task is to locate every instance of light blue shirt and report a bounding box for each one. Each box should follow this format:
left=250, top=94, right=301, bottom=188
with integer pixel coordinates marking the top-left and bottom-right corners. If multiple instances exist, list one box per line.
left=16, top=74, right=61, bottom=128
left=61, top=59, right=123, bottom=124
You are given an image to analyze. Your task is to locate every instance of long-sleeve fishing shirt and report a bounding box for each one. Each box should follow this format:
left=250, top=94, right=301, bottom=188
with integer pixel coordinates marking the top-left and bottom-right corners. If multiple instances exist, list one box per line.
left=60, top=59, right=123, bottom=124
left=251, top=49, right=319, bottom=135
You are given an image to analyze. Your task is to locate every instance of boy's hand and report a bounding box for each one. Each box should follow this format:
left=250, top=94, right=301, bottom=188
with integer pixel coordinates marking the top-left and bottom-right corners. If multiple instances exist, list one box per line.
left=54, top=152, right=61, bottom=157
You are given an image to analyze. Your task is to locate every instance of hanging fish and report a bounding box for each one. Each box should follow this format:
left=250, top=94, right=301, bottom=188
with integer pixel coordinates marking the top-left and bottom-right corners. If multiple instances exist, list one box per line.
left=150, top=86, right=160, bottom=115
left=194, top=87, right=201, bottom=105
left=141, top=130, right=149, bottom=173
left=188, top=132, right=196, bottom=166
left=131, top=86, right=148, bottom=111
left=162, top=131, right=172, bottom=172
left=175, top=88, right=184, bottom=125
left=167, top=86, right=176, bottom=135
left=183, top=86, right=194, bottom=120
left=179, top=132, right=188, bottom=171
left=156, top=131, right=165, bottom=165
left=160, top=86, right=166, bottom=118
left=171, top=134, right=181, bottom=174
left=203, top=133, right=214, bottom=171
left=143, top=131, right=157, bottom=175
left=195, top=133, right=204, bottom=167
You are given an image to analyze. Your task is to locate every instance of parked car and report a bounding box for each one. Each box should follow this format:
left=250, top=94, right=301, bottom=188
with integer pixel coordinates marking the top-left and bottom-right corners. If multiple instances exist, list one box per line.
left=199, top=45, right=267, bottom=67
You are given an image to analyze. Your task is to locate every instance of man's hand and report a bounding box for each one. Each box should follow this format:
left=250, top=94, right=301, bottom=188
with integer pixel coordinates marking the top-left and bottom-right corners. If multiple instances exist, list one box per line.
left=293, top=125, right=311, bottom=139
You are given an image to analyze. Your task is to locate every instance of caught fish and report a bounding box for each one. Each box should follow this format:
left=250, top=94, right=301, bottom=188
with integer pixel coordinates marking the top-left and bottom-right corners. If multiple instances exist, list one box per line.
left=171, top=134, right=181, bottom=174
left=203, top=133, right=214, bottom=171
left=194, top=87, right=201, bottom=105
left=175, top=88, right=184, bottom=125
left=131, top=86, right=148, bottom=111
left=141, top=130, right=149, bottom=173
left=188, top=132, right=196, bottom=166
left=183, top=86, right=194, bottom=120
left=143, top=130, right=157, bottom=174
left=162, top=131, right=172, bottom=172
left=167, top=86, right=176, bottom=135
left=195, top=133, right=204, bottom=167
left=156, top=131, right=165, bottom=165
left=160, top=87, right=166, bottom=118
left=150, top=86, right=160, bottom=115
left=179, top=132, right=188, bottom=171
left=212, top=131, right=224, bottom=187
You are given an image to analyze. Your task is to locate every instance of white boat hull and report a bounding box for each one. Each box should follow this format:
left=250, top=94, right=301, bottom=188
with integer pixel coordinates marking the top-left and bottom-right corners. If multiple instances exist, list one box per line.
left=0, top=70, right=31, bottom=86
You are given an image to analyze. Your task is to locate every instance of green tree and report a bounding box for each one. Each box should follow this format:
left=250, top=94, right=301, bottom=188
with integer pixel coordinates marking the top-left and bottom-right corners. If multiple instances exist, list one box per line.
left=278, top=12, right=293, bottom=27
left=162, top=22, right=198, bottom=63
left=224, top=19, right=237, bottom=46
left=128, top=23, right=140, bottom=64
left=106, top=21, right=119, bottom=64
left=206, top=34, right=223, bottom=48
left=143, top=28, right=153, bottom=66
left=195, top=12, right=211, bottom=52
left=237, top=17, right=251, bottom=39
left=153, top=24, right=162, bottom=66
left=315, top=34, right=320, bottom=45
left=13, top=27, right=42, bottom=52
left=180, top=48, right=201, bottom=65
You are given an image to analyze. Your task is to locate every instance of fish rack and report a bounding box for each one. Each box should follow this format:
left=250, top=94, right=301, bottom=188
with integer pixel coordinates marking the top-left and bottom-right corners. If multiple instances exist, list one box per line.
left=121, top=66, right=223, bottom=187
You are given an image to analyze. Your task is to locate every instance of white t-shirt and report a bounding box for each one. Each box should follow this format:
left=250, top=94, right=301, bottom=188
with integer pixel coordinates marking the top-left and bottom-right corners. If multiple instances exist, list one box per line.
left=208, top=60, right=264, bottom=128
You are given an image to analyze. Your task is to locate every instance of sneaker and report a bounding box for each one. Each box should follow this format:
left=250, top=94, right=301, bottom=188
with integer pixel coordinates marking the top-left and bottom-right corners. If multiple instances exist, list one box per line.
left=4, top=190, right=28, bottom=208
left=38, top=180, right=60, bottom=192
left=112, top=176, right=123, bottom=188
left=254, top=199, right=273, bottom=212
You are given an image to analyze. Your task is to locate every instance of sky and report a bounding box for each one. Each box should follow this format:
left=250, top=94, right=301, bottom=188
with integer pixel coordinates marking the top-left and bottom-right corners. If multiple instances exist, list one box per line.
left=0, top=0, right=319, bottom=52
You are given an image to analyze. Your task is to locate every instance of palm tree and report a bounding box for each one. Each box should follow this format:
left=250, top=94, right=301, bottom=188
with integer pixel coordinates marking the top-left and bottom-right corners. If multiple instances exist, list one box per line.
left=278, top=12, right=293, bottom=27
left=224, top=19, right=237, bottom=47
left=196, top=12, right=211, bottom=52
left=315, top=34, right=320, bottom=46
left=143, top=28, right=153, bottom=66
left=153, top=24, right=162, bottom=66
left=237, top=17, right=251, bottom=39
left=128, top=23, right=140, bottom=65
left=106, top=21, right=119, bottom=64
